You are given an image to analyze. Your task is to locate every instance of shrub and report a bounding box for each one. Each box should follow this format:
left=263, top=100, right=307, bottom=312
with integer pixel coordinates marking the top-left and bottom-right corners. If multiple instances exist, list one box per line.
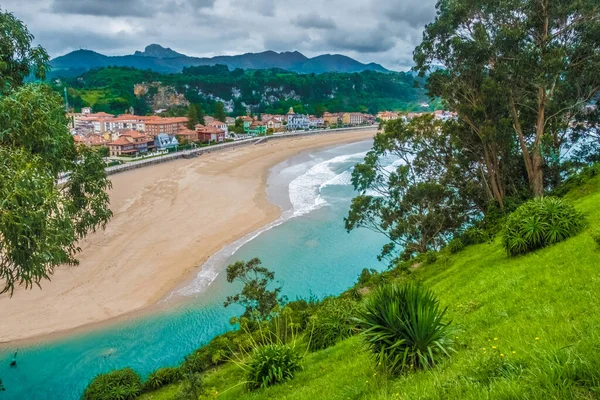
left=462, top=227, right=489, bottom=245
left=83, top=367, right=142, bottom=400
left=359, top=282, right=453, bottom=375
left=357, top=268, right=378, bottom=286
left=424, top=251, right=438, bottom=265
left=183, top=333, right=236, bottom=373
left=447, top=238, right=465, bottom=254
left=144, top=367, right=182, bottom=391
left=246, top=344, right=302, bottom=390
left=308, top=297, right=360, bottom=351
left=503, top=197, right=586, bottom=256
left=175, top=371, right=204, bottom=400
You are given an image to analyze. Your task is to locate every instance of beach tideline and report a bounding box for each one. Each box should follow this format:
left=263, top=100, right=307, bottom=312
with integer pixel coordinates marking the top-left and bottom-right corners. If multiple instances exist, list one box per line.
left=0, top=129, right=376, bottom=344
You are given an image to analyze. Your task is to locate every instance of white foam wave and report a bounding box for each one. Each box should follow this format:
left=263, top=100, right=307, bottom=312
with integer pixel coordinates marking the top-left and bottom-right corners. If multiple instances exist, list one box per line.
left=166, top=150, right=368, bottom=299
left=288, top=151, right=366, bottom=216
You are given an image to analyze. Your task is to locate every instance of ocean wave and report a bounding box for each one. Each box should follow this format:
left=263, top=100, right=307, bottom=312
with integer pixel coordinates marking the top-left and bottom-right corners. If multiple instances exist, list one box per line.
left=167, top=150, right=368, bottom=298
left=289, top=151, right=366, bottom=216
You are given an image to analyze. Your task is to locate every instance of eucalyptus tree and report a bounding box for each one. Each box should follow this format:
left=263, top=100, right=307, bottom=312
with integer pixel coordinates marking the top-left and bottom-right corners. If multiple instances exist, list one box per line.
left=415, top=0, right=600, bottom=196
left=346, top=115, right=476, bottom=263
left=0, top=10, right=112, bottom=295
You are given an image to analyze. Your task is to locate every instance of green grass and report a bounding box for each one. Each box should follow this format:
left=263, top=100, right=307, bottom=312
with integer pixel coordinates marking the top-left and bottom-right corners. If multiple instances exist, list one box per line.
left=141, top=175, right=600, bottom=399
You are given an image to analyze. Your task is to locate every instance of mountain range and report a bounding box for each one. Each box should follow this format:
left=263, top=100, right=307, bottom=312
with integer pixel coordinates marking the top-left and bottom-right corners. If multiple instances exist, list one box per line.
left=49, top=44, right=390, bottom=76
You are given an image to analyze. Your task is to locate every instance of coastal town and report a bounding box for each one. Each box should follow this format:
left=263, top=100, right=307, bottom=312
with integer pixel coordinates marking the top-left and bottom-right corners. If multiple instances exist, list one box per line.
left=69, top=107, right=456, bottom=161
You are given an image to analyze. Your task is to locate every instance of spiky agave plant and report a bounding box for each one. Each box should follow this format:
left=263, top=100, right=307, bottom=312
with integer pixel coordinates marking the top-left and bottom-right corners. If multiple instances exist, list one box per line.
left=230, top=310, right=304, bottom=391
left=359, top=282, right=453, bottom=375
left=503, top=197, right=586, bottom=256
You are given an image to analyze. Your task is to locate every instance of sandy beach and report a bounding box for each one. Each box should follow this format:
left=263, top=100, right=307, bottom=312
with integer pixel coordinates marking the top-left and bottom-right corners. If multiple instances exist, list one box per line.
left=0, top=129, right=375, bottom=344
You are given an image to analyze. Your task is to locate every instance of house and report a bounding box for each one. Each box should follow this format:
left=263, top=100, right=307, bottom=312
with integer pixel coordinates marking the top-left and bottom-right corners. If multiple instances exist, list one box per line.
left=309, top=116, right=325, bottom=128
left=176, top=127, right=198, bottom=143
left=323, top=112, right=339, bottom=126
left=145, top=117, right=188, bottom=137
left=342, top=112, right=364, bottom=125
left=196, top=125, right=226, bottom=142
left=376, top=111, right=400, bottom=121
left=263, top=118, right=282, bottom=131
left=155, top=133, right=179, bottom=151
left=81, top=107, right=92, bottom=115
left=204, top=116, right=215, bottom=125
left=73, top=134, right=108, bottom=147
left=208, top=120, right=229, bottom=135
left=240, top=116, right=254, bottom=131
left=246, top=121, right=267, bottom=136
left=107, top=131, right=155, bottom=157
left=287, top=114, right=310, bottom=130
left=285, top=107, right=297, bottom=122
left=225, top=117, right=236, bottom=126
left=363, top=114, right=376, bottom=124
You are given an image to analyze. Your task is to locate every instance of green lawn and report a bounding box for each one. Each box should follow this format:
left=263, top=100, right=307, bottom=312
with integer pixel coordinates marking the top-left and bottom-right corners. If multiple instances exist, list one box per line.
left=141, top=175, right=600, bottom=400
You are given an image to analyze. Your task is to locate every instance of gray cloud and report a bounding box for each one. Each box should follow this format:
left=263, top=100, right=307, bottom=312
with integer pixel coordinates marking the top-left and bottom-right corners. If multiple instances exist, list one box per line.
left=380, top=0, right=437, bottom=28
left=1, top=0, right=441, bottom=70
left=293, top=13, right=336, bottom=30
left=324, top=25, right=396, bottom=53
left=50, top=0, right=155, bottom=17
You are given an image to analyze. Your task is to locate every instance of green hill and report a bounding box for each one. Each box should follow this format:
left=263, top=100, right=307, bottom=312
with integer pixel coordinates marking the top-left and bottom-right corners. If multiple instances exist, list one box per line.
left=54, top=66, right=431, bottom=116
left=139, top=174, right=600, bottom=399
left=50, top=45, right=390, bottom=77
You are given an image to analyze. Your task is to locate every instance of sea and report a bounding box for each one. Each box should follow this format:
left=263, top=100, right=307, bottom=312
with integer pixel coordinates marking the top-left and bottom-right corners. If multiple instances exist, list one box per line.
left=0, top=139, right=389, bottom=400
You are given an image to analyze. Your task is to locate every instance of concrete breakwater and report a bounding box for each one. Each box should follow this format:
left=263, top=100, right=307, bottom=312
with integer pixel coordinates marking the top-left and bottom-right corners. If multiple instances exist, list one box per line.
left=105, top=126, right=377, bottom=176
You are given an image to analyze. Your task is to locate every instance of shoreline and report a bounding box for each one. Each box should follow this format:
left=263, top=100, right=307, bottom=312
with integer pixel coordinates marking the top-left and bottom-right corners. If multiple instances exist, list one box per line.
left=0, top=128, right=376, bottom=347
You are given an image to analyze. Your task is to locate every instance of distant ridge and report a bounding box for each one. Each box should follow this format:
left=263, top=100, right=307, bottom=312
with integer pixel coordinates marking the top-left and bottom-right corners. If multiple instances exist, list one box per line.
left=50, top=44, right=390, bottom=76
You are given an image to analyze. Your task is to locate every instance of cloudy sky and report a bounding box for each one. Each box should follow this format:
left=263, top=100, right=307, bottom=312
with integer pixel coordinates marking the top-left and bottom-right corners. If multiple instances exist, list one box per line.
left=2, top=0, right=438, bottom=71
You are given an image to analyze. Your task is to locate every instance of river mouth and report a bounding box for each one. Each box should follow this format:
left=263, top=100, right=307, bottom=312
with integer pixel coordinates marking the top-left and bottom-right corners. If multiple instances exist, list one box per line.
left=0, top=139, right=388, bottom=400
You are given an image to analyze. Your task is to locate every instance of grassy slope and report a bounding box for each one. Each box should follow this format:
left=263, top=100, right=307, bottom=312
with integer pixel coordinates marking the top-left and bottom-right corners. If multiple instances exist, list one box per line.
left=142, top=176, right=600, bottom=400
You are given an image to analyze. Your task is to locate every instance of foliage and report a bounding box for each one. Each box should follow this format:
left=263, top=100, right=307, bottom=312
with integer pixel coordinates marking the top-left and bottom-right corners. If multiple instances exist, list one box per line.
left=415, top=0, right=600, bottom=197
left=183, top=332, right=238, bottom=373
left=186, top=105, right=198, bottom=130
left=447, top=238, right=465, bottom=254
left=174, top=371, right=204, bottom=400
left=139, top=172, right=600, bottom=400
left=52, top=65, right=430, bottom=116
left=503, top=197, right=586, bottom=256
left=83, top=367, right=142, bottom=400
left=224, top=258, right=283, bottom=320
left=245, top=344, right=303, bottom=390
left=213, top=101, right=227, bottom=123
left=307, top=297, right=361, bottom=352
left=346, top=116, right=476, bottom=263
left=0, top=10, right=49, bottom=93
left=0, top=85, right=112, bottom=295
left=359, top=282, right=453, bottom=375
left=144, top=367, right=182, bottom=391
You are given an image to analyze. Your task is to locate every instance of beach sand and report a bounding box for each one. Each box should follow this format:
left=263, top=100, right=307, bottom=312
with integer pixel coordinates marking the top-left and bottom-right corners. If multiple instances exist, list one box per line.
left=0, top=129, right=376, bottom=344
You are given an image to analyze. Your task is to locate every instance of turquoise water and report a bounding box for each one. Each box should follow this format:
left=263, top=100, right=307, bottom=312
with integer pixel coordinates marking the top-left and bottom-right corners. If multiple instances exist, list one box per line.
left=0, top=140, right=387, bottom=399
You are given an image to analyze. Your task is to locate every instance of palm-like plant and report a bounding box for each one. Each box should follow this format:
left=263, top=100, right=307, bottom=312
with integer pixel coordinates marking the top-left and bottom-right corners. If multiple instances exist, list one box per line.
left=503, top=197, right=585, bottom=256
left=245, top=344, right=302, bottom=390
left=359, top=282, right=453, bottom=375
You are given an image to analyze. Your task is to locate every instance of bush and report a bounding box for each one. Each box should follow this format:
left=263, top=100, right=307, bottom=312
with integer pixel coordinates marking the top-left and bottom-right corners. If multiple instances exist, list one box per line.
left=424, top=251, right=438, bottom=265
left=183, top=334, right=235, bottom=373
left=447, top=238, right=465, bottom=254
left=307, top=297, right=360, bottom=351
left=83, top=367, right=142, bottom=400
left=359, top=282, right=453, bottom=375
left=503, top=197, right=586, bottom=256
left=462, top=227, right=489, bottom=245
left=246, top=344, right=302, bottom=390
left=144, top=367, right=182, bottom=391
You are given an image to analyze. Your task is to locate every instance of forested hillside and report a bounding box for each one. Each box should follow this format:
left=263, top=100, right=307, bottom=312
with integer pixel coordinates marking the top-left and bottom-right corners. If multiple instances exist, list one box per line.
left=53, top=65, right=432, bottom=116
